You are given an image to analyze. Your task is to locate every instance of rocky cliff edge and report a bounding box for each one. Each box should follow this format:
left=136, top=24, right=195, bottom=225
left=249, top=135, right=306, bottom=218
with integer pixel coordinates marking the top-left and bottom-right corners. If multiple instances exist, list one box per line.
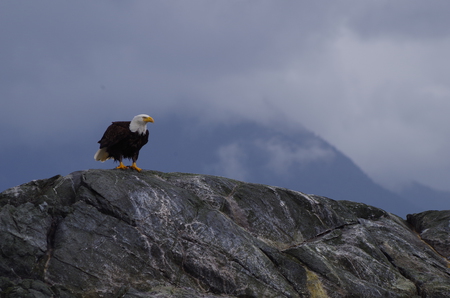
left=1, top=169, right=450, bottom=297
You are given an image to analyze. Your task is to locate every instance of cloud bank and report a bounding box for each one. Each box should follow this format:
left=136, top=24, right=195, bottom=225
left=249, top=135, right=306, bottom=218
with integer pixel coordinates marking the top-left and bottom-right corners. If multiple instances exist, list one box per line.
left=2, top=1, right=450, bottom=192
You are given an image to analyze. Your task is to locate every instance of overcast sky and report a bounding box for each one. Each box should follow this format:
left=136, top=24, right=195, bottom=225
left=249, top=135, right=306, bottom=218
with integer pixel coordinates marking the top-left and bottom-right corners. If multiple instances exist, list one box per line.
left=2, top=1, right=450, bottom=193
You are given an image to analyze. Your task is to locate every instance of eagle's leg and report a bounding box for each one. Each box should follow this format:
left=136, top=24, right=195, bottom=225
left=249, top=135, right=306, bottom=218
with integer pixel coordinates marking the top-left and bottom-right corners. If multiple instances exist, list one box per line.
left=129, top=162, right=142, bottom=172
left=116, top=160, right=128, bottom=170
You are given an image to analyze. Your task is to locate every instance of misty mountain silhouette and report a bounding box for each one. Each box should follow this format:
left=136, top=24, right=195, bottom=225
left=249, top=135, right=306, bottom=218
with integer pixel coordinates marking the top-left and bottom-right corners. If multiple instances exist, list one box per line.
left=153, top=118, right=419, bottom=217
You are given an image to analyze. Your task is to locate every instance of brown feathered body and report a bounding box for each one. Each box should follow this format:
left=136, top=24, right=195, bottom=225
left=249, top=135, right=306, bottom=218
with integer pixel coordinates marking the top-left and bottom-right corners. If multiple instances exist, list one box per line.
left=95, top=121, right=149, bottom=164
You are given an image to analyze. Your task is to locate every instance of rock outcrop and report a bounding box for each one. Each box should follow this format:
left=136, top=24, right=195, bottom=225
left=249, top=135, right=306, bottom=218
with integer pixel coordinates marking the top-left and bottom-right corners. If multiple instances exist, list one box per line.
left=1, top=169, right=449, bottom=297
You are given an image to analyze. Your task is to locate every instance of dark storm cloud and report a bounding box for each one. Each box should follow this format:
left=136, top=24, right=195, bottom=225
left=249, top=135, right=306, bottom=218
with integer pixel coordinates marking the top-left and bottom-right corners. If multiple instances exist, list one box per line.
left=348, top=1, right=450, bottom=39
left=1, top=1, right=345, bottom=137
left=2, top=1, right=450, bottom=193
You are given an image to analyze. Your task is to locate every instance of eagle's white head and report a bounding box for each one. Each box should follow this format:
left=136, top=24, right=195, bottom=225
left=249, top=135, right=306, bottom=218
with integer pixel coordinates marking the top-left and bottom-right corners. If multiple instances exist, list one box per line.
left=129, top=114, right=154, bottom=134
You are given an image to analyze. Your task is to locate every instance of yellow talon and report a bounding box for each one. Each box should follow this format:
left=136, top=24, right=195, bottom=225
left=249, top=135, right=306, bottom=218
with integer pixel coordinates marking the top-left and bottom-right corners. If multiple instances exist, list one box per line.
left=129, top=162, right=142, bottom=172
left=115, top=162, right=128, bottom=170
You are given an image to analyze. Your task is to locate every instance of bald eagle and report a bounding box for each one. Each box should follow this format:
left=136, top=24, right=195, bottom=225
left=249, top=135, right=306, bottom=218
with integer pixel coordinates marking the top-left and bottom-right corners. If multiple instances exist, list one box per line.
left=94, top=114, right=154, bottom=172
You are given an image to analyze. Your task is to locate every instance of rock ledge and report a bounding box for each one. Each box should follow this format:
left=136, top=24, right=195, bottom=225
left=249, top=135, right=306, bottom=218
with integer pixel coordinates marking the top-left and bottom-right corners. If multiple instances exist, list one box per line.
left=1, top=169, right=449, bottom=297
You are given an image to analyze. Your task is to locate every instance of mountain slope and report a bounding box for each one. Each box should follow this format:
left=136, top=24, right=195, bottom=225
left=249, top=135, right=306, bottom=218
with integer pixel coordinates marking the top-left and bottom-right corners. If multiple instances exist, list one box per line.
left=0, top=117, right=437, bottom=217
left=152, top=119, right=416, bottom=217
left=398, top=181, right=450, bottom=211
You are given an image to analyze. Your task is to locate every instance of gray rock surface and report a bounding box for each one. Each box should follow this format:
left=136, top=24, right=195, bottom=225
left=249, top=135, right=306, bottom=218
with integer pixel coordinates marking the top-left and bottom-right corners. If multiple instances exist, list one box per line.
left=407, top=210, right=450, bottom=259
left=1, top=169, right=450, bottom=297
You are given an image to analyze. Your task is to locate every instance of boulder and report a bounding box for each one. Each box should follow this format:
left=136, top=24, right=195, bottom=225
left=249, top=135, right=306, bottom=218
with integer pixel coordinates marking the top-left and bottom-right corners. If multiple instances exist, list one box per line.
left=407, top=210, right=450, bottom=259
left=1, top=169, right=449, bottom=297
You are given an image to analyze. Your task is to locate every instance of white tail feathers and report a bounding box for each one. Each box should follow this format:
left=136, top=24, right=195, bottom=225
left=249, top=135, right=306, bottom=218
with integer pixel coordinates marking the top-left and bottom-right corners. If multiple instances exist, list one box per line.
left=94, top=148, right=110, bottom=162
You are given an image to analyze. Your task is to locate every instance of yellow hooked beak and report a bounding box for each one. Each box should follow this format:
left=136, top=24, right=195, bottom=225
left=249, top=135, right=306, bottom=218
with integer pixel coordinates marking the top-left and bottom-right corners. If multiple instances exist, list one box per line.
left=144, top=116, right=154, bottom=123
